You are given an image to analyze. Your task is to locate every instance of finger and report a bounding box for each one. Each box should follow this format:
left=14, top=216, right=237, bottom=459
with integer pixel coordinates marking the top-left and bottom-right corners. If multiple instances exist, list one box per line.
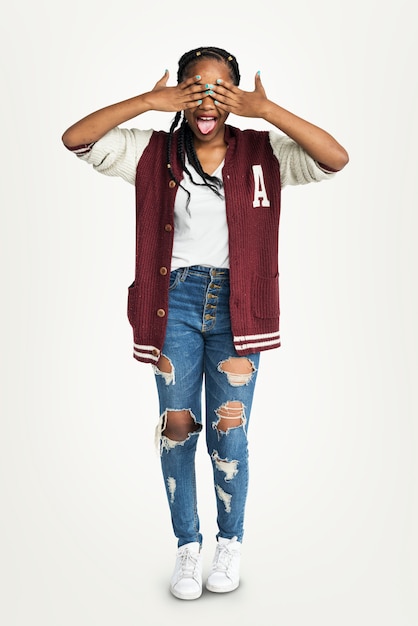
left=211, top=82, right=242, bottom=108
left=254, top=70, right=263, bottom=89
left=254, top=71, right=267, bottom=97
left=179, top=73, right=204, bottom=89
left=179, top=87, right=207, bottom=108
left=209, top=86, right=238, bottom=108
left=182, top=98, right=204, bottom=110
left=204, top=88, right=234, bottom=111
left=153, top=70, right=169, bottom=89
left=180, top=87, right=208, bottom=109
left=213, top=78, right=239, bottom=93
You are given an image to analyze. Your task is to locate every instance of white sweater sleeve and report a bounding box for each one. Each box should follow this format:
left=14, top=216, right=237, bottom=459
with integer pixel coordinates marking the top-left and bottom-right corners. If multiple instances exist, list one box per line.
left=268, top=130, right=335, bottom=188
left=73, top=127, right=153, bottom=185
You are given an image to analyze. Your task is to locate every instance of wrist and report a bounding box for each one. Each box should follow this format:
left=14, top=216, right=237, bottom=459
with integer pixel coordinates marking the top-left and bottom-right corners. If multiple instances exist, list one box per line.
left=261, top=100, right=285, bottom=124
left=139, top=91, right=157, bottom=112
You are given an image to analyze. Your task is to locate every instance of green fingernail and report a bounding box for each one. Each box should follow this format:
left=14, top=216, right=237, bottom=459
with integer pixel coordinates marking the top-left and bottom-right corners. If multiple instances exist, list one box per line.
left=205, top=83, right=214, bottom=88
left=205, top=89, right=214, bottom=95
left=195, top=75, right=201, bottom=79
left=257, top=70, right=261, bottom=75
left=197, top=99, right=202, bottom=104
left=216, top=78, right=222, bottom=84
left=214, top=100, right=219, bottom=105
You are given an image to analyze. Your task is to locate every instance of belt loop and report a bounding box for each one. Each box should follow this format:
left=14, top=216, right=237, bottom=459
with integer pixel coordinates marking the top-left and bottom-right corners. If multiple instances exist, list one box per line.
left=180, top=267, right=189, bottom=281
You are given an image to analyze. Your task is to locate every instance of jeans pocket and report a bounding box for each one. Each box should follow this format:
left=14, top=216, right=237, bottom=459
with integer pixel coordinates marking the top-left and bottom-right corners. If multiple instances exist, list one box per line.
left=169, top=270, right=181, bottom=291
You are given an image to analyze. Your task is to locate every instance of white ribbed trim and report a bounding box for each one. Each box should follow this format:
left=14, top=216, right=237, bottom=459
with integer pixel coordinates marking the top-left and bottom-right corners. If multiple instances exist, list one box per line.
left=72, top=143, right=95, bottom=156
left=133, top=343, right=160, bottom=362
left=78, top=127, right=153, bottom=185
left=234, top=331, right=280, bottom=342
left=234, top=331, right=281, bottom=352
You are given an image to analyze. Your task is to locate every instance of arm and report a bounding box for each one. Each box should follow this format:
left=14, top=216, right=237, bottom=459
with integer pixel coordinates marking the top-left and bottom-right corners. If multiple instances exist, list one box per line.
left=62, top=71, right=206, bottom=148
left=260, top=100, right=349, bottom=172
left=210, top=73, right=349, bottom=172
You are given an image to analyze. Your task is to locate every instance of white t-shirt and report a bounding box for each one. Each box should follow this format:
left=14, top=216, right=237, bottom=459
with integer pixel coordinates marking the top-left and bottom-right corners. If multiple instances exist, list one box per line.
left=172, top=160, right=229, bottom=270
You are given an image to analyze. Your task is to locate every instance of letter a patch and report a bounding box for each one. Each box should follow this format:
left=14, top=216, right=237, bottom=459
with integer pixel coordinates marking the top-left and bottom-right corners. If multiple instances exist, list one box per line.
left=252, top=164, right=271, bottom=208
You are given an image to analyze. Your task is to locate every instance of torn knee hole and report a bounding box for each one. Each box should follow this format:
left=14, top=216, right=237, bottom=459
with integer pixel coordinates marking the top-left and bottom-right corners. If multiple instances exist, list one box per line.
left=218, top=357, right=256, bottom=386
left=163, top=409, right=200, bottom=442
left=215, top=401, right=245, bottom=432
left=156, top=354, right=172, bottom=373
left=154, top=354, right=175, bottom=385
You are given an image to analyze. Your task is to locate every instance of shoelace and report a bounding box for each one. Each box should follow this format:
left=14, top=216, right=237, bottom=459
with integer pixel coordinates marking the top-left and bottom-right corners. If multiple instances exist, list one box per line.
left=178, top=549, right=200, bottom=578
left=212, top=544, right=235, bottom=574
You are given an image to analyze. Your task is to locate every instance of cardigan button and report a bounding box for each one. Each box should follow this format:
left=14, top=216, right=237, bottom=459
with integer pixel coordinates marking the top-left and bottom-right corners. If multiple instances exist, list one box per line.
left=164, top=224, right=173, bottom=232
left=156, top=308, right=166, bottom=317
left=168, top=180, right=176, bottom=188
left=159, top=266, right=168, bottom=276
left=151, top=348, right=160, bottom=357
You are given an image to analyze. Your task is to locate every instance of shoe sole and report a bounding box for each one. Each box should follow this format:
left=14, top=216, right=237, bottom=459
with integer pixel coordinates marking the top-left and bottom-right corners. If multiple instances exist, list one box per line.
left=170, top=586, right=202, bottom=600
left=205, top=581, right=239, bottom=593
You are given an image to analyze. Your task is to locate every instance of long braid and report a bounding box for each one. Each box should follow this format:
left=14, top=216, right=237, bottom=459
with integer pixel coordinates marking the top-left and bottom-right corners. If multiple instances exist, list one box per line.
left=184, top=124, right=223, bottom=192
left=166, top=110, right=181, bottom=181
left=166, top=46, right=241, bottom=205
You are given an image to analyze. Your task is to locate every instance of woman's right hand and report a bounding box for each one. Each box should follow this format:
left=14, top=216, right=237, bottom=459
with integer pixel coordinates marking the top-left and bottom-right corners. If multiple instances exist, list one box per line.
left=62, top=72, right=206, bottom=147
left=143, top=71, right=206, bottom=112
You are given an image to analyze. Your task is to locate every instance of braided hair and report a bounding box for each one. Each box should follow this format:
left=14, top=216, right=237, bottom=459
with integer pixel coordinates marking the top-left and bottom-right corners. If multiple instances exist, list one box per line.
left=166, top=47, right=241, bottom=205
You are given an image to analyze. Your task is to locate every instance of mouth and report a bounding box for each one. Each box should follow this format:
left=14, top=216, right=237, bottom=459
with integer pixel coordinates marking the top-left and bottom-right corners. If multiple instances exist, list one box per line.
left=196, top=116, right=217, bottom=135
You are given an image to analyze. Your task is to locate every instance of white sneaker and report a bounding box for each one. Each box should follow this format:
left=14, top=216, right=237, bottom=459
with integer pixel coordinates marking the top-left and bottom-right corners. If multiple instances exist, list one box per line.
left=170, top=542, right=202, bottom=600
left=206, top=536, right=241, bottom=593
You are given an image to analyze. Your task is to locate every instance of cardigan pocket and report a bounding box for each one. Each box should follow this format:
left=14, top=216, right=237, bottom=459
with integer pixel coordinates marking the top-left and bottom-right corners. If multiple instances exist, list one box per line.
left=253, top=274, right=280, bottom=319
left=127, top=282, right=140, bottom=327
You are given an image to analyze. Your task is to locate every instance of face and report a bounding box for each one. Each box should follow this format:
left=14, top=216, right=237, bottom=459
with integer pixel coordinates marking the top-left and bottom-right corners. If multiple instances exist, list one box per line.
left=183, top=59, right=233, bottom=145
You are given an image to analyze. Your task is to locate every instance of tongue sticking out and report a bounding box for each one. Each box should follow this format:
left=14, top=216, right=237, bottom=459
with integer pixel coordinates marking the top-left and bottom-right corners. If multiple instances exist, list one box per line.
left=197, top=118, right=216, bottom=135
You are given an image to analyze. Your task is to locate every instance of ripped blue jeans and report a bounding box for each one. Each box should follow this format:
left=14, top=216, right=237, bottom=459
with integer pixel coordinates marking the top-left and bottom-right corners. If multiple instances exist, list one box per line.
left=153, top=266, right=260, bottom=548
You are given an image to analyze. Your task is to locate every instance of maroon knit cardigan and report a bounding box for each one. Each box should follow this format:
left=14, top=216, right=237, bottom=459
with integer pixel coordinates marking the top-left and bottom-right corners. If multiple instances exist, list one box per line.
left=127, top=124, right=282, bottom=364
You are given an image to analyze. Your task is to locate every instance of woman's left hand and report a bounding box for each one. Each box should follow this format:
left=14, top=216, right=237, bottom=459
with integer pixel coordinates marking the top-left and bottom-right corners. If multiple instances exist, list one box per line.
left=208, top=71, right=349, bottom=172
left=209, top=72, right=270, bottom=119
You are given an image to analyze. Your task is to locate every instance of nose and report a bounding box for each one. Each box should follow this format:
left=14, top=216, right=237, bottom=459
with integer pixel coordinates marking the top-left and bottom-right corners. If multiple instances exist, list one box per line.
left=198, top=93, right=216, bottom=109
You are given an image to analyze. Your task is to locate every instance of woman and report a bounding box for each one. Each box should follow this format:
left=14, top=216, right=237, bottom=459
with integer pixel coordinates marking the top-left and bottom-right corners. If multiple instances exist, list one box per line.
left=62, top=46, right=348, bottom=600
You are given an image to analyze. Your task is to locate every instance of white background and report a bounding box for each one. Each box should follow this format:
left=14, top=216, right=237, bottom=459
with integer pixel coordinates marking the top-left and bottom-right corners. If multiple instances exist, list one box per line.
left=1, top=1, right=417, bottom=624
